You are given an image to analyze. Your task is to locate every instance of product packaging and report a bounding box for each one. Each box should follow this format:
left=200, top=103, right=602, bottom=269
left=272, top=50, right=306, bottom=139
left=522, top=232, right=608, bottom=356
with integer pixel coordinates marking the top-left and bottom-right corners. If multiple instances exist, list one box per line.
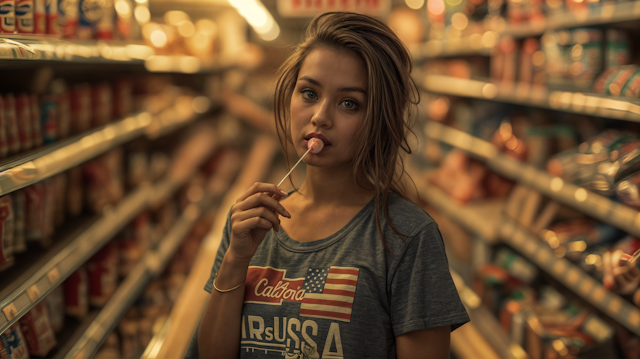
left=57, top=0, right=78, bottom=38
left=87, top=243, right=118, bottom=307
left=15, top=0, right=33, bottom=33
left=0, top=96, right=10, bottom=158
left=4, top=94, right=21, bottom=154
left=64, top=266, right=89, bottom=318
left=66, top=166, right=83, bottom=217
left=0, top=195, right=14, bottom=271
left=77, top=0, right=103, bottom=39
left=12, top=190, right=26, bottom=254
left=18, top=303, right=56, bottom=357
left=43, top=286, right=64, bottom=333
left=33, top=0, right=43, bottom=33
left=29, top=95, right=42, bottom=148
left=45, top=0, right=57, bottom=34
left=0, top=0, right=15, bottom=33
left=39, top=95, right=56, bottom=144
left=0, top=324, right=29, bottom=359
left=91, top=82, right=112, bottom=127
left=24, top=183, right=48, bottom=248
left=15, top=94, right=33, bottom=151
left=70, top=83, right=91, bottom=134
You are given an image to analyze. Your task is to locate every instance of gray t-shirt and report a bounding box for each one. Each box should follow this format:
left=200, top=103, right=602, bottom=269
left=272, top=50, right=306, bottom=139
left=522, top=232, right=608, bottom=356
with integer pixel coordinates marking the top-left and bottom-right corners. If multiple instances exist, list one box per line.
left=190, top=192, right=469, bottom=358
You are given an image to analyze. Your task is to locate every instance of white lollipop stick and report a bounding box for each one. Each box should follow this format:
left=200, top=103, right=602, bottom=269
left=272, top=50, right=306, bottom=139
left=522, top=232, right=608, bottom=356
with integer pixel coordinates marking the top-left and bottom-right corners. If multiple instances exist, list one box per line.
left=276, top=138, right=324, bottom=188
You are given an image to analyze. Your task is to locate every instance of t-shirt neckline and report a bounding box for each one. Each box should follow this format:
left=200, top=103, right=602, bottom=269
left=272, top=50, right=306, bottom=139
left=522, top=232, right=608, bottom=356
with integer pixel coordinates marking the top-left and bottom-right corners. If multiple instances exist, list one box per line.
left=274, top=194, right=376, bottom=253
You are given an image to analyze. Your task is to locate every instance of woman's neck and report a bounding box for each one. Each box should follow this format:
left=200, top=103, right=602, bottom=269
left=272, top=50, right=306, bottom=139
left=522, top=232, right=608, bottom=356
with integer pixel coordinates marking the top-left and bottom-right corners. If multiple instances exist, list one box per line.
left=297, top=164, right=375, bottom=206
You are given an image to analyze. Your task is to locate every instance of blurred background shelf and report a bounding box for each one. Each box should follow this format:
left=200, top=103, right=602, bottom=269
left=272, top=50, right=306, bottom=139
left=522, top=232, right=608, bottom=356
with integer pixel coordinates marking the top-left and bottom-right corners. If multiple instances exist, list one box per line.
left=425, top=120, right=640, bottom=239
left=499, top=218, right=640, bottom=337
left=422, top=75, right=640, bottom=123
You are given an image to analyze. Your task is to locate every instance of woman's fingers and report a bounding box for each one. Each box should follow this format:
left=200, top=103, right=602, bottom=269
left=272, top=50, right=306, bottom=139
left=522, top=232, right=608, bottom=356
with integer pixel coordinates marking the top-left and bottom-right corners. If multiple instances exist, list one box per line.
left=235, top=192, right=291, bottom=219
left=237, top=182, right=288, bottom=202
left=232, top=207, right=282, bottom=233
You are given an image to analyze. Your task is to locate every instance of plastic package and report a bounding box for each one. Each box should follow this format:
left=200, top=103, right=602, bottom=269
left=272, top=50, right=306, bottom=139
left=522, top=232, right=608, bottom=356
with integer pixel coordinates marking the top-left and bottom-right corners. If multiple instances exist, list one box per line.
left=0, top=324, right=29, bottom=359
left=18, top=303, right=56, bottom=357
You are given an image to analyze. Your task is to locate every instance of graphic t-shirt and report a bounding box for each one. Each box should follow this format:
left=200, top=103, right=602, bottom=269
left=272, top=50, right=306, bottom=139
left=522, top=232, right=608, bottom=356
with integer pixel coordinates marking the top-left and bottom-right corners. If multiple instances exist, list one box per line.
left=189, top=192, right=469, bottom=358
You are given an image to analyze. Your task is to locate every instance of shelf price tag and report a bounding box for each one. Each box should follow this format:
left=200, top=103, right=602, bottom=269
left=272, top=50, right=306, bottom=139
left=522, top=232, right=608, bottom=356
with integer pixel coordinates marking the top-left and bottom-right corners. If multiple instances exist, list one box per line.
left=2, top=303, right=18, bottom=321
left=27, top=285, right=41, bottom=303
left=47, top=267, right=61, bottom=284
left=609, top=297, right=622, bottom=314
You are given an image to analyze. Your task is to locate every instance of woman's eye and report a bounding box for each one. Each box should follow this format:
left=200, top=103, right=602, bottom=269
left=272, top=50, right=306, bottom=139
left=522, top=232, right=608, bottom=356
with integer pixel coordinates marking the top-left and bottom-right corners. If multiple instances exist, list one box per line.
left=341, top=100, right=358, bottom=110
left=302, top=90, right=317, bottom=100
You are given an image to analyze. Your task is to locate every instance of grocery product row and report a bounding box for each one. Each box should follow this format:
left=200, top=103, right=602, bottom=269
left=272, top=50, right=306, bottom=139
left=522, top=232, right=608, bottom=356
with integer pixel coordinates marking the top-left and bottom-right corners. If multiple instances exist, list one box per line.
left=413, top=0, right=640, bottom=59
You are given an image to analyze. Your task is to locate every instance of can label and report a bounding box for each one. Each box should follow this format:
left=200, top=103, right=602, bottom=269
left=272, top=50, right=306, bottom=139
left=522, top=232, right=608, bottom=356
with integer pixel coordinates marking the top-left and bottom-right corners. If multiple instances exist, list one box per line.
left=58, top=0, right=77, bottom=37
left=33, top=0, right=44, bottom=33
left=15, top=0, right=33, bottom=33
left=40, top=96, right=57, bottom=144
left=0, top=0, right=15, bottom=33
left=45, top=0, right=58, bottom=34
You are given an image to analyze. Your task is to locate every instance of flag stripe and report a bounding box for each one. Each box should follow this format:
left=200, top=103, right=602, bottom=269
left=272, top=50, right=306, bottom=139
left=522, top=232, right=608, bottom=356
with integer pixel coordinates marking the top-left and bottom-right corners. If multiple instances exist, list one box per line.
left=300, top=303, right=353, bottom=314
left=326, top=278, right=358, bottom=286
left=323, top=288, right=356, bottom=297
left=328, top=273, right=358, bottom=281
left=329, top=268, right=359, bottom=275
left=301, top=298, right=354, bottom=309
left=303, top=293, right=355, bottom=303
left=299, top=309, right=352, bottom=321
left=325, top=283, right=356, bottom=291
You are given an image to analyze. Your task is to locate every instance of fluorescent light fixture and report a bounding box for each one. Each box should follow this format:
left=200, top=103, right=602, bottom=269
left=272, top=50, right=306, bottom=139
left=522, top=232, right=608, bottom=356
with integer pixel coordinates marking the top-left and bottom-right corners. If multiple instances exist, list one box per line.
left=227, top=0, right=280, bottom=41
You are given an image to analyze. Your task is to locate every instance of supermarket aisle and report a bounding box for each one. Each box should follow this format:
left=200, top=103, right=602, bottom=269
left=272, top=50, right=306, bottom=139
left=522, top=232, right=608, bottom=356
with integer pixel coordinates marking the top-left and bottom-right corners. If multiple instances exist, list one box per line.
left=1, top=0, right=640, bottom=358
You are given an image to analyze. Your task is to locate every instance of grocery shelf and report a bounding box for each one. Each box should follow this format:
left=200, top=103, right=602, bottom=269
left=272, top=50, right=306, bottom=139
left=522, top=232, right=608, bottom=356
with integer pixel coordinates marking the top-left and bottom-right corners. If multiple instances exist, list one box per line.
left=62, top=185, right=214, bottom=359
left=425, top=120, right=640, bottom=239
left=413, top=172, right=503, bottom=243
left=499, top=218, right=640, bottom=337
left=450, top=270, right=528, bottom=359
left=0, top=35, right=154, bottom=64
left=422, top=75, right=640, bottom=123
left=502, top=1, right=640, bottom=38
left=0, top=183, right=151, bottom=334
left=411, top=36, right=494, bottom=62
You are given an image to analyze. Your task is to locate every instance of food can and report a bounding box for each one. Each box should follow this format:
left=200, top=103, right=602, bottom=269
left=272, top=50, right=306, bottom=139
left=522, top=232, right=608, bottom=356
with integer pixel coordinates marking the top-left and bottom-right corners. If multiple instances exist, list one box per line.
left=78, top=0, right=102, bottom=39
left=0, top=0, right=15, bottom=33
left=15, top=0, right=32, bottom=33
left=0, top=97, right=10, bottom=158
left=12, top=189, right=26, bottom=253
left=95, top=0, right=113, bottom=39
left=15, top=94, right=33, bottom=151
left=70, top=83, right=91, bottom=133
left=64, top=266, right=89, bottom=318
left=29, top=94, right=42, bottom=147
left=57, top=0, right=77, bottom=37
left=33, top=0, right=42, bottom=32
left=40, top=94, right=57, bottom=144
left=0, top=195, right=14, bottom=272
left=45, top=0, right=57, bottom=34
left=3, top=94, right=21, bottom=154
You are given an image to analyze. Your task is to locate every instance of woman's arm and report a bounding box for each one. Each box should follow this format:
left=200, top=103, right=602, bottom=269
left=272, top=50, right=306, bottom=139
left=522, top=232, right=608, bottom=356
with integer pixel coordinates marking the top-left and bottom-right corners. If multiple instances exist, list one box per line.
left=197, top=183, right=290, bottom=358
left=396, top=326, right=451, bottom=359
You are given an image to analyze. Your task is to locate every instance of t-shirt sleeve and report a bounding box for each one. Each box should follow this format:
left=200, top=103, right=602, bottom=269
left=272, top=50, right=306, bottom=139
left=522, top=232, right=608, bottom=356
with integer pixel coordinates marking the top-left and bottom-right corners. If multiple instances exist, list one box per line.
left=389, top=222, right=470, bottom=336
left=203, top=208, right=233, bottom=293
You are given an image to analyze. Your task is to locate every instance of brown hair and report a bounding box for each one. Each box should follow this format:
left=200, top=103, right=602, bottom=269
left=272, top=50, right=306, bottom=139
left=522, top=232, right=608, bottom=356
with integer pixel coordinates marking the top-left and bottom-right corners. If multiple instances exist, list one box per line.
left=274, top=11, right=419, bottom=250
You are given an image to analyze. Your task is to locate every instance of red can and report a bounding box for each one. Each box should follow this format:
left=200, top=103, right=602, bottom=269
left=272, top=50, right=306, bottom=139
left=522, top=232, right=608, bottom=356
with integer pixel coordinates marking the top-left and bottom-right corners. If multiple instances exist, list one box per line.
left=114, top=77, right=133, bottom=119
left=0, top=0, right=15, bottom=34
left=4, top=94, right=21, bottom=154
left=15, top=94, right=33, bottom=151
left=40, top=94, right=57, bottom=144
left=33, top=0, right=43, bottom=33
left=0, top=195, right=14, bottom=272
left=25, top=182, right=47, bottom=247
left=15, top=0, right=32, bottom=33
left=64, top=266, right=89, bottom=318
left=56, top=89, right=70, bottom=139
left=87, top=242, right=118, bottom=306
left=92, top=82, right=112, bottom=127
left=58, top=0, right=78, bottom=38
left=0, top=96, right=10, bottom=158
left=12, top=189, right=26, bottom=254
left=70, top=83, right=91, bottom=134
left=45, top=0, right=57, bottom=34
left=29, top=94, right=42, bottom=147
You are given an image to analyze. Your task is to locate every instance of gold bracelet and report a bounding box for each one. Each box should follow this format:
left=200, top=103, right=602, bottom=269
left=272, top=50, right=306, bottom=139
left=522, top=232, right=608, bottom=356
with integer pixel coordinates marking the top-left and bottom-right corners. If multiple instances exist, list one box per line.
left=213, top=274, right=245, bottom=293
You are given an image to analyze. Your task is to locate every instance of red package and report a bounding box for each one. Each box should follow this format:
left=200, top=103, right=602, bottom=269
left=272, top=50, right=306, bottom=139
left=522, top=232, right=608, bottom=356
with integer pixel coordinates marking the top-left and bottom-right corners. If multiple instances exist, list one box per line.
left=113, top=77, right=133, bottom=119
left=64, top=267, right=88, bottom=318
left=55, top=89, right=70, bottom=140
left=18, top=303, right=56, bottom=357
left=87, top=243, right=118, bottom=307
left=82, top=159, right=111, bottom=214
left=0, top=323, right=30, bottom=359
left=42, top=179, right=55, bottom=240
left=4, top=94, right=22, bottom=154
left=92, top=83, right=112, bottom=127
left=0, top=95, right=10, bottom=158
left=15, top=94, right=33, bottom=151
left=52, top=173, right=66, bottom=227
left=33, top=0, right=44, bottom=34
left=12, top=190, right=26, bottom=254
left=29, top=95, right=42, bottom=148
left=0, top=196, right=14, bottom=272
left=43, top=286, right=64, bottom=333
left=70, top=83, right=91, bottom=134
left=24, top=183, right=48, bottom=248
left=66, top=167, right=83, bottom=217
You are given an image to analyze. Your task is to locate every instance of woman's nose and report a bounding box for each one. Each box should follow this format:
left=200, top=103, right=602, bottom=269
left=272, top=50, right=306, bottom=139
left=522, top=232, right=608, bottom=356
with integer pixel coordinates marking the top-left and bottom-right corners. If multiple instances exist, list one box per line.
left=311, top=100, right=332, bottom=128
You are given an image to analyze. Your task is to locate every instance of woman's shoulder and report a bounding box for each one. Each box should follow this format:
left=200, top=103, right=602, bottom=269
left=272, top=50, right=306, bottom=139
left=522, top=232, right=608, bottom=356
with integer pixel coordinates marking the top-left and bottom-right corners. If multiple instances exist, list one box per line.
left=383, top=191, right=436, bottom=238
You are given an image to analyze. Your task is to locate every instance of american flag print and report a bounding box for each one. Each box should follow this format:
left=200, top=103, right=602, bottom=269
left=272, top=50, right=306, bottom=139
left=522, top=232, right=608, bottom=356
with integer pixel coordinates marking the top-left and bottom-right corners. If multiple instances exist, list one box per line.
left=300, top=266, right=359, bottom=322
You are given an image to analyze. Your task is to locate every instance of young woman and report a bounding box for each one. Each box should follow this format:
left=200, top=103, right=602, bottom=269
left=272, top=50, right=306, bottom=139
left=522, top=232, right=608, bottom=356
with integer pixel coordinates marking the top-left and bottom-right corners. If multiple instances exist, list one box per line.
left=192, top=11, right=469, bottom=359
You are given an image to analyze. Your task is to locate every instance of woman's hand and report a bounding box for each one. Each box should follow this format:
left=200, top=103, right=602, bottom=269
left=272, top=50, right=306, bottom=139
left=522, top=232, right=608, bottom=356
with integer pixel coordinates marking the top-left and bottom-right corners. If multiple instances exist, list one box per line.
left=603, top=249, right=640, bottom=295
left=227, top=182, right=291, bottom=264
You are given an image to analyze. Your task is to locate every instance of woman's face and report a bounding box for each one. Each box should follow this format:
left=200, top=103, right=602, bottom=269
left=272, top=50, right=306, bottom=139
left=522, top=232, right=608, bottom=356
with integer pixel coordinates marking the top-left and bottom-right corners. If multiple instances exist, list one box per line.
left=290, top=47, right=368, bottom=168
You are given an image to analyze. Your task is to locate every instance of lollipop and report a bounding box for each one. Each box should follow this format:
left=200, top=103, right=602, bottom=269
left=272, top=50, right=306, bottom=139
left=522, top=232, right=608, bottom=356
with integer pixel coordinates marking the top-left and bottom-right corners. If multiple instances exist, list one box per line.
left=276, top=138, right=325, bottom=187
